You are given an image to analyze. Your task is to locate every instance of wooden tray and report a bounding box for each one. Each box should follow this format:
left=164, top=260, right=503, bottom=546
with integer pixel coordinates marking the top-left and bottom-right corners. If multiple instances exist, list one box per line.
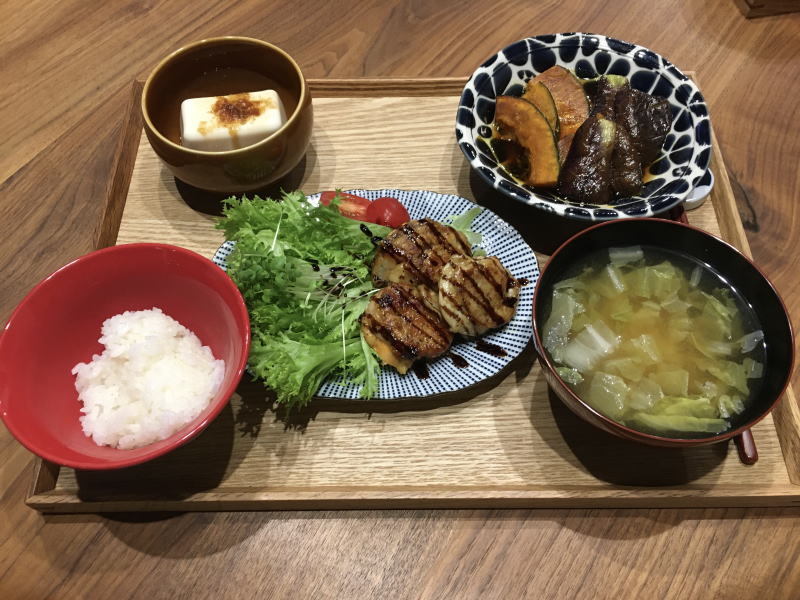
left=27, top=78, right=800, bottom=512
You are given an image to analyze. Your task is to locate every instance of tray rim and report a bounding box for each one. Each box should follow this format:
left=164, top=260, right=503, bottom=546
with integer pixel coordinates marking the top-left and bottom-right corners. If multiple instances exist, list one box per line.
left=26, top=76, right=800, bottom=512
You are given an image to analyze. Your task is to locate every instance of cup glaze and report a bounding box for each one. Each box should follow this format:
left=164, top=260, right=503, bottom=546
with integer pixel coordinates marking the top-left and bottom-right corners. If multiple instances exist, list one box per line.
left=532, top=218, right=795, bottom=447
left=142, top=36, right=313, bottom=193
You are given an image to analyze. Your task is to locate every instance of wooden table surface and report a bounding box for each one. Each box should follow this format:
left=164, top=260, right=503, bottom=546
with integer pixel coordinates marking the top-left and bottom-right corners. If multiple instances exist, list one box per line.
left=2, top=1, right=799, bottom=597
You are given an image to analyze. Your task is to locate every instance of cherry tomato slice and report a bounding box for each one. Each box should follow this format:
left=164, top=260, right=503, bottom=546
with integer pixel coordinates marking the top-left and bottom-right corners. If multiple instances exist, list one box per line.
left=365, top=196, right=410, bottom=228
left=319, top=191, right=371, bottom=221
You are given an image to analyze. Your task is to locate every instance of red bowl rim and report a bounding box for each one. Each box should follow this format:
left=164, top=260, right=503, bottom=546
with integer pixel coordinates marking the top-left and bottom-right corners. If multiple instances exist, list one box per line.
left=531, top=217, right=796, bottom=445
left=0, top=243, right=251, bottom=470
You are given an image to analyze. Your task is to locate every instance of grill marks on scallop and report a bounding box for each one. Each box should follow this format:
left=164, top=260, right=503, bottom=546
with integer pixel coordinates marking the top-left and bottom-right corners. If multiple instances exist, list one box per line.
left=365, top=216, right=520, bottom=372
left=378, top=285, right=451, bottom=354
left=413, top=218, right=472, bottom=259
left=373, top=240, right=433, bottom=288
left=439, top=256, right=520, bottom=336
left=371, top=219, right=472, bottom=288
left=360, top=283, right=453, bottom=374
left=439, top=261, right=504, bottom=330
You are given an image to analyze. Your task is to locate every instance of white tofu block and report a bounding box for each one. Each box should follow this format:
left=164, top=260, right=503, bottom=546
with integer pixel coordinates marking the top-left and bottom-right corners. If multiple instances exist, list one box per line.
left=180, top=89, right=286, bottom=152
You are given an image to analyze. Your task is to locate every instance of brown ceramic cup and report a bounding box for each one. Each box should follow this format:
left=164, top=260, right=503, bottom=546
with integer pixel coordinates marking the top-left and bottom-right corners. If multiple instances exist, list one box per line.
left=141, top=36, right=313, bottom=193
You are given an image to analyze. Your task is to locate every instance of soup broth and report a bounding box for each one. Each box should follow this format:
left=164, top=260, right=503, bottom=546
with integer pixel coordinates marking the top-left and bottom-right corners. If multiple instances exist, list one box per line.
left=542, top=245, right=765, bottom=437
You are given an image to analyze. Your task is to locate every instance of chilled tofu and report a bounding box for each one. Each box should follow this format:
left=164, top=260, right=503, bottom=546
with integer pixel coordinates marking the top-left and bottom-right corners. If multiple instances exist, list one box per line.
left=180, top=89, right=286, bottom=152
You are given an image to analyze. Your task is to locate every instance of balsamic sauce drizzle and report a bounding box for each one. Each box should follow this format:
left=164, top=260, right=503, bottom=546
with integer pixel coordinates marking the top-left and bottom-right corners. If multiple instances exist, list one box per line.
left=475, top=339, right=507, bottom=357
left=448, top=352, right=469, bottom=368
left=412, top=361, right=430, bottom=379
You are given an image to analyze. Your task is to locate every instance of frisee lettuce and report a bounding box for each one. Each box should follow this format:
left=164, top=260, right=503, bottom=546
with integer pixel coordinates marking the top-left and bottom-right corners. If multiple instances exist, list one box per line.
left=217, top=191, right=391, bottom=410
left=446, top=206, right=486, bottom=255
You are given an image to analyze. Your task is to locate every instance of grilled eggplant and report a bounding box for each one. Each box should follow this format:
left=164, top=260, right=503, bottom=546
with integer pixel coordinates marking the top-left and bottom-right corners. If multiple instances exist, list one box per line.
left=558, top=114, right=617, bottom=205
left=360, top=283, right=454, bottom=374
left=614, top=87, right=672, bottom=166
left=611, top=124, right=643, bottom=198
left=439, top=255, right=520, bottom=337
left=497, top=68, right=673, bottom=204
left=371, top=219, right=472, bottom=289
left=589, top=75, right=629, bottom=121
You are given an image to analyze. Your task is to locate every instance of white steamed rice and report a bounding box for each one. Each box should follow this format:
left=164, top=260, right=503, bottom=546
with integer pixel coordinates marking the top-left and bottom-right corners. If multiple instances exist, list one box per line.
left=72, top=308, right=225, bottom=450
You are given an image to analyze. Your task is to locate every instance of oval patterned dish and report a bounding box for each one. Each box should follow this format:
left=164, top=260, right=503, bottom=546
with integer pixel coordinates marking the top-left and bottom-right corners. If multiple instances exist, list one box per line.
left=213, top=189, right=538, bottom=400
left=456, top=33, right=711, bottom=221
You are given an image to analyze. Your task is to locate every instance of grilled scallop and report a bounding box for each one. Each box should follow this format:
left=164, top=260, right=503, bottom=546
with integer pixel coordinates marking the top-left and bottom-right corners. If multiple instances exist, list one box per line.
left=360, top=283, right=453, bottom=374
left=438, top=255, right=520, bottom=336
left=413, top=284, right=441, bottom=315
left=371, top=219, right=472, bottom=289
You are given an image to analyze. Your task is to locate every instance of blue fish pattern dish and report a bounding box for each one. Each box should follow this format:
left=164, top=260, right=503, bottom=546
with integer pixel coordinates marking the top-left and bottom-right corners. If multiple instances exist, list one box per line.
left=456, top=33, right=711, bottom=221
left=214, top=189, right=538, bottom=400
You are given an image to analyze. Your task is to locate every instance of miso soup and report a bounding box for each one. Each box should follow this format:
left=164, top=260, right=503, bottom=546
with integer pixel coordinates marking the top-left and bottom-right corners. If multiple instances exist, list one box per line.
left=542, top=245, right=765, bottom=437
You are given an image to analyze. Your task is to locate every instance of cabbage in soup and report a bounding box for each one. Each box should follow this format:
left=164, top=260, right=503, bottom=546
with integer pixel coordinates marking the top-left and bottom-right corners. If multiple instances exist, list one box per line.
left=542, top=245, right=765, bottom=437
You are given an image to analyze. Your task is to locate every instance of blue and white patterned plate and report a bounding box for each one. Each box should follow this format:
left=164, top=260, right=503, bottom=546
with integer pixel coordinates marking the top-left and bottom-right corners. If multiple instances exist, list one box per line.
left=213, top=189, right=538, bottom=400
left=456, top=33, right=712, bottom=221
left=684, top=168, right=714, bottom=211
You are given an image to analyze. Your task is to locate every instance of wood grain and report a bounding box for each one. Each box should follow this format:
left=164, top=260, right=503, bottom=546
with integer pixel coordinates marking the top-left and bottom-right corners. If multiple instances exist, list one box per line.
left=25, top=86, right=800, bottom=513
left=3, top=1, right=800, bottom=598
left=309, top=77, right=467, bottom=96
left=733, top=0, right=800, bottom=18
left=92, top=82, right=145, bottom=250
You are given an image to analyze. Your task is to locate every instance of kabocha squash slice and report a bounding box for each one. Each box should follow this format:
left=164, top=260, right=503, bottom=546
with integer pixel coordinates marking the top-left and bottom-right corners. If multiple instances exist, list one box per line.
left=557, top=133, right=575, bottom=166
left=494, top=95, right=560, bottom=187
left=530, top=66, right=590, bottom=152
left=522, top=81, right=559, bottom=136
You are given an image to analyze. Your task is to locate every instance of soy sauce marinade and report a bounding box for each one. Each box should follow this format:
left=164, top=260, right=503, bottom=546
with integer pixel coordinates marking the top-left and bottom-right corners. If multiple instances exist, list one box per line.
left=542, top=245, right=765, bottom=437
